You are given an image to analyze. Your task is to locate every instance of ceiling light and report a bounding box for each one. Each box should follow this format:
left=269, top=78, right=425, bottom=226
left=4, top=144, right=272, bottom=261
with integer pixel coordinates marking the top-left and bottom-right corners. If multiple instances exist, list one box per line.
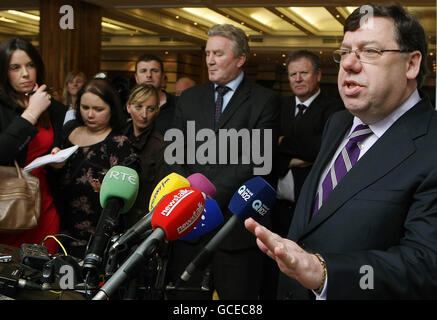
left=102, top=22, right=124, bottom=30
left=182, top=8, right=226, bottom=25
left=7, top=10, right=39, bottom=21
left=0, top=16, right=17, bottom=24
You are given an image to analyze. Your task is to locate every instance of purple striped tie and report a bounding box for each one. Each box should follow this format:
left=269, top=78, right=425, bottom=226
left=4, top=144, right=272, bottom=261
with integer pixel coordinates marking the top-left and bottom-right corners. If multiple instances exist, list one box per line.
left=215, top=86, right=230, bottom=124
left=312, top=124, right=372, bottom=217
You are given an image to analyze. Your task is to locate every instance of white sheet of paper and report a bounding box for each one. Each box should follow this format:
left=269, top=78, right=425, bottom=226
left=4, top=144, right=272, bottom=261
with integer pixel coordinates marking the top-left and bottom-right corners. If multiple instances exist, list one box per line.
left=23, top=145, right=79, bottom=172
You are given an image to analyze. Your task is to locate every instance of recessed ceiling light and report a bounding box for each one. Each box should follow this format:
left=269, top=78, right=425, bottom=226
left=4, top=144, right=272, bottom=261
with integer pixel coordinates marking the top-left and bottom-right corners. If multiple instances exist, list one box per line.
left=7, top=10, right=39, bottom=21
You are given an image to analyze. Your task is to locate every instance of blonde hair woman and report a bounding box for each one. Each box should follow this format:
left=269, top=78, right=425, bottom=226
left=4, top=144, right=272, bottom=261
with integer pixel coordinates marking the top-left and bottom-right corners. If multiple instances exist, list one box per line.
left=62, top=70, right=87, bottom=124
left=123, top=83, right=167, bottom=228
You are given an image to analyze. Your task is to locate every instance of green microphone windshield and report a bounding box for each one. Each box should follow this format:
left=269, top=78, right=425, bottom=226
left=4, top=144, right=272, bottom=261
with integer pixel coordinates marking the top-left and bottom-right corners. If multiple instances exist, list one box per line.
left=99, top=166, right=139, bottom=213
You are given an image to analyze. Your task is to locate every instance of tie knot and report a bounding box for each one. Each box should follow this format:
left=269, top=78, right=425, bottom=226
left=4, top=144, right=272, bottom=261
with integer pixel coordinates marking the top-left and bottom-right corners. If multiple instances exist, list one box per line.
left=349, top=124, right=372, bottom=143
left=295, top=104, right=306, bottom=118
left=297, top=104, right=306, bottom=112
left=216, top=85, right=230, bottom=96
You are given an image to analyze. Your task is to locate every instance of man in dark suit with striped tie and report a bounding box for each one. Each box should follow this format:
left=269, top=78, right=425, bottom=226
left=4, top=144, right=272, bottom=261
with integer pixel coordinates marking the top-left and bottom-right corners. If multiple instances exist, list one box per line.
left=246, top=4, right=437, bottom=299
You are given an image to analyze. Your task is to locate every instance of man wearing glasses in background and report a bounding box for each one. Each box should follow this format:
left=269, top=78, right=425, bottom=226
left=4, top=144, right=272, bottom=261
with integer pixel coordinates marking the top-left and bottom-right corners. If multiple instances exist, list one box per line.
left=245, top=4, right=437, bottom=299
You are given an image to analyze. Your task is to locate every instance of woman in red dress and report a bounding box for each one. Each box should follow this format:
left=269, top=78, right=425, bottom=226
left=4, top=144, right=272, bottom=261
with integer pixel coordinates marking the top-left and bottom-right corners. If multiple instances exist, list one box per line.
left=0, top=38, right=66, bottom=254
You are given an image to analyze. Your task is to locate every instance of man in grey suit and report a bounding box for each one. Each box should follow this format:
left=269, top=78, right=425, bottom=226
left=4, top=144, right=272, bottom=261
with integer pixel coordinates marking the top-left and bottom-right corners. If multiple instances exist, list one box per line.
left=165, top=24, right=280, bottom=299
left=246, top=4, right=437, bottom=299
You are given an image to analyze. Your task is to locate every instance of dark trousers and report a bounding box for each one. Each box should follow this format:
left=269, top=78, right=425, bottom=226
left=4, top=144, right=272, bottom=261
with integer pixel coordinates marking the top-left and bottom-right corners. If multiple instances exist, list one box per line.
left=165, top=240, right=264, bottom=300
left=259, top=198, right=296, bottom=299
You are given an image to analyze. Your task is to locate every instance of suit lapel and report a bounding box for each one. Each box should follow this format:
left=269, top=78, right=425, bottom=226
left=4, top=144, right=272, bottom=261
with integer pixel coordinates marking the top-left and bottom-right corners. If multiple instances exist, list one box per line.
left=203, top=82, right=216, bottom=129
left=290, top=98, right=297, bottom=119
left=216, top=78, right=250, bottom=129
left=294, top=111, right=352, bottom=234
left=299, top=100, right=431, bottom=239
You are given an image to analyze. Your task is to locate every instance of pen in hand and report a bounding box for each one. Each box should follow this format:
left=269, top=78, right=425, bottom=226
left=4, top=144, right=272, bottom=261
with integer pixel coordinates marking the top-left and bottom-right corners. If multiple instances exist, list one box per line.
left=25, top=87, right=53, bottom=97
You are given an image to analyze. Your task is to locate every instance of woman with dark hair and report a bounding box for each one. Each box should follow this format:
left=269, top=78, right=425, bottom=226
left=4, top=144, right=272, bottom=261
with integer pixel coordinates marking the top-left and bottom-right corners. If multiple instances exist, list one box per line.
left=0, top=38, right=66, bottom=253
left=53, top=78, right=139, bottom=258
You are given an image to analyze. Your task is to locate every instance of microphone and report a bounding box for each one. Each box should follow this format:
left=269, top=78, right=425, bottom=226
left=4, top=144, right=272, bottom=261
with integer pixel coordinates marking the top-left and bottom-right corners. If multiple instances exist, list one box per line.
left=111, top=173, right=190, bottom=253
left=178, top=176, right=276, bottom=283
left=179, top=199, right=224, bottom=240
left=82, top=166, right=139, bottom=285
left=93, top=187, right=205, bottom=300
left=187, top=173, right=216, bottom=199
left=110, top=172, right=216, bottom=252
left=149, top=172, right=190, bottom=212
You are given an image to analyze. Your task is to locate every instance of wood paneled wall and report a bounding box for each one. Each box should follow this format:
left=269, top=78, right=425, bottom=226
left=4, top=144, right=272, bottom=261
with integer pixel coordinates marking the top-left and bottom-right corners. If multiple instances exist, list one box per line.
left=39, top=0, right=101, bottom=98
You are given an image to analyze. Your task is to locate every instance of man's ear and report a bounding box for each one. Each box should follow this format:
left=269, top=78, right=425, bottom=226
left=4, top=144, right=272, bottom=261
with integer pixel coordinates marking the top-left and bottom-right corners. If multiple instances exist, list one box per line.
left=316, top=68, right=322, bottom=83
left=237, top=53, right=247, bottom=69
left=406, top=50, right=422, bottom=81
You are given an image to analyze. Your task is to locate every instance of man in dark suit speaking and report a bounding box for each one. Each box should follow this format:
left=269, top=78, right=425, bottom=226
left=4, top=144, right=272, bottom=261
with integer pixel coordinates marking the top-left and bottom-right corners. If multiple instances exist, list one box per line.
left=246, top=4, right=437, bottom=299
left=165, top=24, right=280, bottom=299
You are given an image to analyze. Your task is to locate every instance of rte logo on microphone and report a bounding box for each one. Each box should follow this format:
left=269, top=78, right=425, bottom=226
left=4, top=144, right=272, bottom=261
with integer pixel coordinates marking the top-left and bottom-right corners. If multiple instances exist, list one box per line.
left=108, top=169, right=137, bottom=185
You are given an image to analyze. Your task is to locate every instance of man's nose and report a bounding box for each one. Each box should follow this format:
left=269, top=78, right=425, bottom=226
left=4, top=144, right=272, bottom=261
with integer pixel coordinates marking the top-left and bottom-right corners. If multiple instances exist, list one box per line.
left=341, top=51, right=362, bottom=73
left=206, top=55, right=215, bottom=65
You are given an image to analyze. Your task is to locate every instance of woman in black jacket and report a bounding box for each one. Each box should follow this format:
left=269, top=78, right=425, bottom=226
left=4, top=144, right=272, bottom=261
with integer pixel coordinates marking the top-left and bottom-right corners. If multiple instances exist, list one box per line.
left=0, top=38, right=66, bottom=253
left=123, top=83, right=167, bottom=228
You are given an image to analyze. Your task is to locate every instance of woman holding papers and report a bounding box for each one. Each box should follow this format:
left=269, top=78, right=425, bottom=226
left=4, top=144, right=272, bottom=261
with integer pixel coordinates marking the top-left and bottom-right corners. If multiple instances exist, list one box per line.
left=52, top=78, right=139, bottom=259
left=0, top=38, right=67, bottom=253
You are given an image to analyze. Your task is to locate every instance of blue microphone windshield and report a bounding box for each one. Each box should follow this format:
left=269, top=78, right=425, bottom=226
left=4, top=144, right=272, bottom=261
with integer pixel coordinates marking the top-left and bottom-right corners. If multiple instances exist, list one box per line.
left=180, top=199, right=224, bottom=240
left=228, top=176, right=276, bottom=221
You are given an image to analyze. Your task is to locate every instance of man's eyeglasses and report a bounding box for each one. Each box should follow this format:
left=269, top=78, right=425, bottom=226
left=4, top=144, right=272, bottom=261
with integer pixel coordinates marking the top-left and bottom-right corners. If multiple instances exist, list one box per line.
left=333, top=47, right=410, bottom=63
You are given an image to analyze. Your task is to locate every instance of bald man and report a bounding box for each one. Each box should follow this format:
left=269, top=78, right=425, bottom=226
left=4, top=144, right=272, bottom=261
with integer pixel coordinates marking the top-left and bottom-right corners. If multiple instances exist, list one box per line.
left=175, top=77, right=196, bottom=96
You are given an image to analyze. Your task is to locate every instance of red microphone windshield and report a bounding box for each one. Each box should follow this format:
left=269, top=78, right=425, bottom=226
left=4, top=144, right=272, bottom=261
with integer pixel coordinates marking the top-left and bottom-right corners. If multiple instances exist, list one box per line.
left=151, top=187, right=205, bottom=241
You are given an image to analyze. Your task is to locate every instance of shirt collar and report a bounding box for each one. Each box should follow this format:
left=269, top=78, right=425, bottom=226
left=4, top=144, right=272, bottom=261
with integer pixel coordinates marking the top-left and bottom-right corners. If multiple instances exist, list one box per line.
left=295, top=89, right=321, bottom=107
left=351, top=89, right=421, bottom=139
left=214, top=71, right=244, bottom=92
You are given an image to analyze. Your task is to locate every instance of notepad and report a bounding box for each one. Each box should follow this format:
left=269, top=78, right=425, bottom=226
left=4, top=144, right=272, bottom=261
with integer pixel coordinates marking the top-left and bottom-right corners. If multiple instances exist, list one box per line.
left=24, top=145, right=79, bottom=172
